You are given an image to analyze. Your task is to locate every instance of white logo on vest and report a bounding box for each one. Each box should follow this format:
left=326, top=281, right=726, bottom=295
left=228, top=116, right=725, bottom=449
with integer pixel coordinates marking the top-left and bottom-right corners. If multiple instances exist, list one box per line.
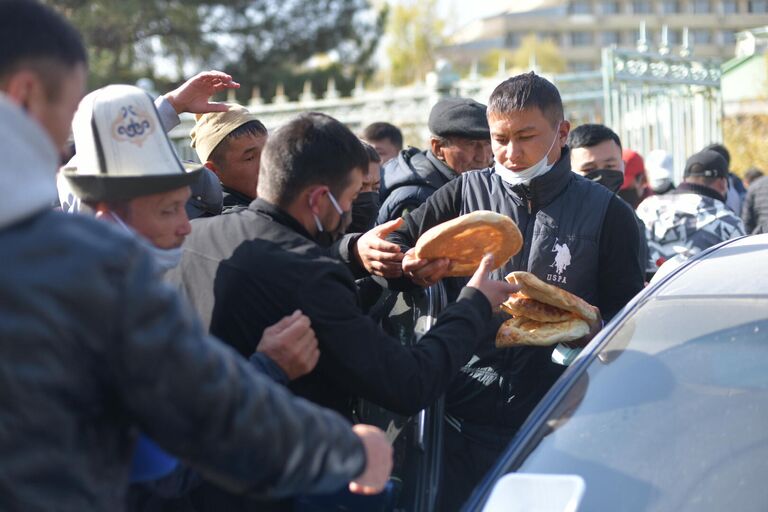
left=547, top=239, right=571, bottom=284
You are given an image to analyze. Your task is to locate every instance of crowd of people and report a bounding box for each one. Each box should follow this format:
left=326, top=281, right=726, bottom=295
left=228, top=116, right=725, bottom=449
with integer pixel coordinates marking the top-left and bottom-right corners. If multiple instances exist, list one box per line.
left=2, top=1, right=767, bottom=512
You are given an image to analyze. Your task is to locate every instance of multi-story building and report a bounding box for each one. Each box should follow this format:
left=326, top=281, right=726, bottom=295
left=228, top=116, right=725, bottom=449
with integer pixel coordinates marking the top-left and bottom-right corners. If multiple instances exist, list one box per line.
left=443, top=0, right=768, bottom=71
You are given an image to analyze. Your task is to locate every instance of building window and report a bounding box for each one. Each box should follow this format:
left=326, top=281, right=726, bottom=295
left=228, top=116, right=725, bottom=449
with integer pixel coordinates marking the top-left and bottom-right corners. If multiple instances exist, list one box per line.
left=601, top=1, right=620, bottom=14
left=692, top=0, right=710, bottom=13
left=538, top=31, right=559, bottom=43
left=571, top=31, right=594, bottom=46
left=722, top=0, right=738, bottom=13
left=602, top=31, right=621, bottom=45
left=661, top=0, right=680, bottom=13
left=632, top=0, right=652, bottom=13
left=505, top=32, right=522, bottom=47
left=691, top=29, right=711, bottom=44
left=570, top=1, right=592, bottom=14
left=665, top=29, right=681, bottom=45
left=569, top=62, right=595, bottom=72
left=749, top=0, right=768, bottom=13
left=721, top=30, right=736, bottom=44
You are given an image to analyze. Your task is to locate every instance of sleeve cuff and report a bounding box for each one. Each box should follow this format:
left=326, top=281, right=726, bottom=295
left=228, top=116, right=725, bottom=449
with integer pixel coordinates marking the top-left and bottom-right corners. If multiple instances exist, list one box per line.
left=155, top=96, right=181, bottom=132
left=456, top=286, right=492, bottom=322
left=247, top=352, right=290, bottom=386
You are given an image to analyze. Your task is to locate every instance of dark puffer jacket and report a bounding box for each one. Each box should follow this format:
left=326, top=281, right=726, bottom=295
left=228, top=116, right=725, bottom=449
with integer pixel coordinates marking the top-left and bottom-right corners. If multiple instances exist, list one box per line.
left=377, top=148, right=456, bottom=224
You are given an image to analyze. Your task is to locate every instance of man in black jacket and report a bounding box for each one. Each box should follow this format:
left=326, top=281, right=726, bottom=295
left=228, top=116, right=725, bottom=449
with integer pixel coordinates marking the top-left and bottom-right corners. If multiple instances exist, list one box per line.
left=391, top=72, right=645, bottom=510
left=0, top=2, right=392, bottom=509
left=567, top=123, right=650, bottom=278
left=169, top=112, right=520, bottom=510
left=377, top=97, right=493, bottom=224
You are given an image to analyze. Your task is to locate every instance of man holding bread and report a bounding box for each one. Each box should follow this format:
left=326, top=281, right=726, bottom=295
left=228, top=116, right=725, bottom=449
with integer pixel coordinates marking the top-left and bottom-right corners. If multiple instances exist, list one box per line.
left=388, top=72, right=645, bottom=509
left=169, top=112, right=521, bottom=511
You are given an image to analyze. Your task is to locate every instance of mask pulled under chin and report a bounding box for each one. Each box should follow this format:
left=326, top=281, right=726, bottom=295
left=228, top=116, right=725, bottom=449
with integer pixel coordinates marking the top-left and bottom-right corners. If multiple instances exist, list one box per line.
left=494, top=124, right=561, bottom=186
left=584, top=169, right=625, bottom=194
left=110, top=213, right=183, bottom=274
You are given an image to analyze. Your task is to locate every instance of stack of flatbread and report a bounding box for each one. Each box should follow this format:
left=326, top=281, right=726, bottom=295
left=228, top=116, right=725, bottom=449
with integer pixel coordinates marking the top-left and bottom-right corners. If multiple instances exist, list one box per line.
left=496, top=271, right=598, bottom=347
left=414, top=211, right=523, bottom=277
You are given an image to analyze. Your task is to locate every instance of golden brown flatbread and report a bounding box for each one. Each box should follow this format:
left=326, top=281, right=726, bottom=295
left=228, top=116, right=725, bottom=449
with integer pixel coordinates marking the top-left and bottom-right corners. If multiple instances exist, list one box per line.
left=504, top=271, right=598, bottom=324
left=500, top=294, right=576, bottom=323
left=495, top=316, right=590, bottom=348
left=415, top=211, right=523, bottom=277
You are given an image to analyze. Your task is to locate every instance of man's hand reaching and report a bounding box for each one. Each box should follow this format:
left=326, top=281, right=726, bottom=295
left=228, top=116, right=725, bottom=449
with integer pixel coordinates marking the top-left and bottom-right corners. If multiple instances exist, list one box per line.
left=164, top=70, right=240, bottom=115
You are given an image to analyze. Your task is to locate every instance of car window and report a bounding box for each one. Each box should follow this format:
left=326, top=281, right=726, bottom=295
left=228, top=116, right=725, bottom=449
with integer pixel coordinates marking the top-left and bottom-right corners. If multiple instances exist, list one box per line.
left=505, top=298, right=768, bottom=512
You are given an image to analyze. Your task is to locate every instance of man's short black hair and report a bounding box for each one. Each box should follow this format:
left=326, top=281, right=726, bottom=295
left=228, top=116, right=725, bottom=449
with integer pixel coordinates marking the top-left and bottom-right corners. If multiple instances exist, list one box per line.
left=0, top=0, right=87, bottom=99
left=209, top=120, right=268, bottom=166
left=567, top=124, right=623, bottom=151
left=703, top=143, right=730, bottom=166
left=745, top=167, right=764, bottom=185
left=487, top=72, right=564, bottom=127
left=259, top=113, right=368, bottom=208
left=362, top=122, right=403, bottom=150
left=361, top=140, right=381, bottom=164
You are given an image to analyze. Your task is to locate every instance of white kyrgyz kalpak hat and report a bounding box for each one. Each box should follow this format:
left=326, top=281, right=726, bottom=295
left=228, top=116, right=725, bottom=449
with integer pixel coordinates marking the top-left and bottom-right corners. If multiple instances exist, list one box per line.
left=63, top=84, right=201, bottom=202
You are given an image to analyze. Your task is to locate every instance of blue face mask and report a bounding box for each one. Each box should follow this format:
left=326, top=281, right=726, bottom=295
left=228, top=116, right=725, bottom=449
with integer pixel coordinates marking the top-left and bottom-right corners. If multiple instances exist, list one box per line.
left=110, top=213, right=183, bottom=275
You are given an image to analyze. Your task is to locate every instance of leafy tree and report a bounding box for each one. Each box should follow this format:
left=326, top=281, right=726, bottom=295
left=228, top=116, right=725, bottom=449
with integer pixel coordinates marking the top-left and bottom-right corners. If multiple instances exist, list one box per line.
left=724, top=115, right=768, bottom=176
left=45, top=0, right=385, bottom=100
left=385, top=0, right=445, bottom=86
left=511, top=34, right=566, bottom=74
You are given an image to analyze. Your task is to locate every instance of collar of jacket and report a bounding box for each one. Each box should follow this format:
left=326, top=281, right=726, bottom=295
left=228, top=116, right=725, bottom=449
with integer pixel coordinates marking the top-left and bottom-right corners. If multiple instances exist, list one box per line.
left=0, top=94, right=59, bottom=230
left=673, top=182, right=726, bottom=203
left=222, top=186, right=254, bottom=207
left=250, top=197, right=315, bottom=240
left=510, top=145, right=573, bottom=210
left=425, top=150, right=459, bottom=183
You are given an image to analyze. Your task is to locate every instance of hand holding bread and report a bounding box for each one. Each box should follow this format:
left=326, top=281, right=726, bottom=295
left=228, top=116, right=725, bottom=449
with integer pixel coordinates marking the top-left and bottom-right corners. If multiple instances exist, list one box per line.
left=496, top=272, right=601, bottom=348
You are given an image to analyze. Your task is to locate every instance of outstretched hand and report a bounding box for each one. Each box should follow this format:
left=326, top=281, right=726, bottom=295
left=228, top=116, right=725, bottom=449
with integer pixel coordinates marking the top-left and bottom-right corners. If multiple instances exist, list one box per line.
left=354, top=218, right=406, bottom=278
left=466, top=254, right=521, bottom=308
left=164, top=70, right=240, bottom=115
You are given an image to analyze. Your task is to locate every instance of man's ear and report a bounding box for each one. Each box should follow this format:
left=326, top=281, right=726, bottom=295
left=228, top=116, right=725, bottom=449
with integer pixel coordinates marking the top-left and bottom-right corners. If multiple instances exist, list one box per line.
left=3, top=70, right=44, bottom=112
left=205, top=160, right=222, bottom=179
left=306, top=185, right=328, bottom=215
left=430, top=137, right=445, bottom=161
left=558, top=120, right=571, bottom=146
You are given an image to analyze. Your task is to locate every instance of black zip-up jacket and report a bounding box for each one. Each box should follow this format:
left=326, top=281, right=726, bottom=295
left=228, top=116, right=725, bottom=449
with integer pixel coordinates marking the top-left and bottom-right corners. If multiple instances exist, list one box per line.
left=387, top=149, right=644, bottom=439
left=169, top=198, right=492, bottom=416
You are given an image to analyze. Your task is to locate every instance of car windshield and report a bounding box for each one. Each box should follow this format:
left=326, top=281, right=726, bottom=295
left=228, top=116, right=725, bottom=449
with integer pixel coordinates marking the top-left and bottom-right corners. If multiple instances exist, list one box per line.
left=507, top=297, right=768, bottom=512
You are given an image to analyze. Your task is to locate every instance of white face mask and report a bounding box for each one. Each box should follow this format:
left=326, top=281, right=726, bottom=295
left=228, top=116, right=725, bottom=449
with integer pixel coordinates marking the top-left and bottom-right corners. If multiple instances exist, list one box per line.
left=495, top=123, right=561, bottom=186
left=110, top=212, right=183, bottom=274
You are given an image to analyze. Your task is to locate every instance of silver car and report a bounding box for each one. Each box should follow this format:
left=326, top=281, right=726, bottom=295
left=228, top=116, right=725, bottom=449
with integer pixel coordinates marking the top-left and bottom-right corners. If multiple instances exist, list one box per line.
left=465, top=234, right=768, bottom=512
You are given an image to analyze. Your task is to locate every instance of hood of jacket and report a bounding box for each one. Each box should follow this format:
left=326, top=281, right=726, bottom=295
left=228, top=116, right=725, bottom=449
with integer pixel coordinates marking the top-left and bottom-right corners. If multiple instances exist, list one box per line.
left=380, top=148, right=455, bottom=201
left=0, top=94, right=59, bottom=229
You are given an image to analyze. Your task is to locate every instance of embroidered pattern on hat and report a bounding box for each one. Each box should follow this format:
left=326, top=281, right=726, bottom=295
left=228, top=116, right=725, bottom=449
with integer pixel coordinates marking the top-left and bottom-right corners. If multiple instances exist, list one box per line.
left=112, top=105, right=154, bottom=146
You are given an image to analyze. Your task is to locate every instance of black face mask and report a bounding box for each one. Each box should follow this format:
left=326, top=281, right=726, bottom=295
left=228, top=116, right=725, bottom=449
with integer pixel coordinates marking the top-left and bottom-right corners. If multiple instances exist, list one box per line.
left=348, top=192, right=380, bottom=233
left=584, top=169, right=624, bottom=194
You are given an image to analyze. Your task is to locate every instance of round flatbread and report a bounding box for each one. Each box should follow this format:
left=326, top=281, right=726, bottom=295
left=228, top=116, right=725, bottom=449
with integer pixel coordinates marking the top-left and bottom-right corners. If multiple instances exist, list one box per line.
left=504, top=271, right=598, bottom=324
left=501, top=294, right=575, bottom=323
left=495, top=316, right=590, bottom=348
left=415, top=211, right=523, bottom=277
